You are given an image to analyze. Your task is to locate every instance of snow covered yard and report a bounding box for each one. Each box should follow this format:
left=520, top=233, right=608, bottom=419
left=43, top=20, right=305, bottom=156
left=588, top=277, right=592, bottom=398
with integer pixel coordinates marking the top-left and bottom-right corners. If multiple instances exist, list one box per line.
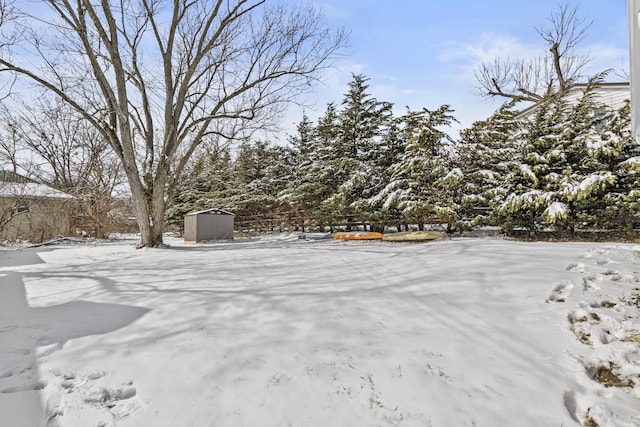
left=0, top=235, right=639, bottom=427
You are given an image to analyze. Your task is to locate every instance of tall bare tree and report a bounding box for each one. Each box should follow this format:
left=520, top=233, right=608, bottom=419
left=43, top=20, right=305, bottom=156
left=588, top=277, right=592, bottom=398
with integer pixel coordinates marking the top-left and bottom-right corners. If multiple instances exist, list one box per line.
left=0, top=0, right=346, bottom=246
left=475, top=4, right=592, bottom=102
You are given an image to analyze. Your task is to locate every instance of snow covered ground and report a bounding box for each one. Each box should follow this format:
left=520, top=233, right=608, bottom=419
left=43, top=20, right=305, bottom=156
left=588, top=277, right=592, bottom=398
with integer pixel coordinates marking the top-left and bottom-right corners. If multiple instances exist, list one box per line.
left=0, top=234, right=639, bottom=427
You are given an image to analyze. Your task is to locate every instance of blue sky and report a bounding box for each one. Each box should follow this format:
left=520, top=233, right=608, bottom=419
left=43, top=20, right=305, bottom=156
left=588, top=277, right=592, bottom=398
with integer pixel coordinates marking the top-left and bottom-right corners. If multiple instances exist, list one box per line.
left=283, top=0, right=629, bottom=138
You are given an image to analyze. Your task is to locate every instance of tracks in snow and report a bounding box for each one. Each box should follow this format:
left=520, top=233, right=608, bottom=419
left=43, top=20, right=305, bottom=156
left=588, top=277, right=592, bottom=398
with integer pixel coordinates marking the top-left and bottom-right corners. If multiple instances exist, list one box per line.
left=547, top=246, right=640, bottom=427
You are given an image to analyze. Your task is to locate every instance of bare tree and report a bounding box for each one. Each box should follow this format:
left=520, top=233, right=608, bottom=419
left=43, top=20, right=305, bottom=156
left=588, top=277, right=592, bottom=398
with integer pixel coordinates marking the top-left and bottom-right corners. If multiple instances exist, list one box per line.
left=0, top=0, right=347, bottom=247
left=0, top=0, right=17, bottom=98
left=475, top=4, right=592, bottom=102
left=0, top=106, right=21, bottom=173
left=0, top=96, right=126, bottom=237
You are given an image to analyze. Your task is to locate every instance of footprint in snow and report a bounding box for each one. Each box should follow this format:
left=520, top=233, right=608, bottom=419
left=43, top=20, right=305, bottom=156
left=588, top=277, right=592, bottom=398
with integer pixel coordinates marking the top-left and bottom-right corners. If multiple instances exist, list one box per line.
left=0, top=380, right=47, bottom=394
left=600, top=269, right=624, bottom=282
left=582, top=276, right=601, bottom=291
left=0, top=364, right=32, bottom=379
left=566, top=263, right=587, bottom=273
left=83, top=385, right=137, bottom=407
left=546, top=280, right=574, bottom=303
left=46, top=370, right=139, bottom=424
left=589, top=300, right=617, bottom=309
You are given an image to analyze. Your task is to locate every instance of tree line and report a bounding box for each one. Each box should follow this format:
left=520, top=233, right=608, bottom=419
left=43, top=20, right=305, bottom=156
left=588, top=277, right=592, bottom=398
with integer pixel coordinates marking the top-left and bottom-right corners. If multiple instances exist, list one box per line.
left=0, top=2, right=637, bottom=243
left=168, top=73, right=640, bottom=236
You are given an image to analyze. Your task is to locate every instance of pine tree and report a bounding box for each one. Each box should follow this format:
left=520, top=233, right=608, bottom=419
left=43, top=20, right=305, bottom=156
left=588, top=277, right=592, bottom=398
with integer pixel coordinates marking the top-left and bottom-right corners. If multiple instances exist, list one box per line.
left=278, top=105, right=341, bottom=230
left=364, top=113, right=407, bottom=229
left=583, top=99, right=639, bottom=232
left=372, top=105, right=458, bottom=230
left=228, top=140, right=291, bottom=226
left=166, top=142, right=234, bottom=228
left=320, top=75, right=393, bottom=229
left=542, top=78, right=613, bottom=231
left=286, top=113, right=317, bottom=162
left=495, top=89, right=569, bottom=232
left=491, top=76, right=638, bottom=234
left=455, top=100, right=522, bottom=229
left=276, top=114, right=316, bottom=230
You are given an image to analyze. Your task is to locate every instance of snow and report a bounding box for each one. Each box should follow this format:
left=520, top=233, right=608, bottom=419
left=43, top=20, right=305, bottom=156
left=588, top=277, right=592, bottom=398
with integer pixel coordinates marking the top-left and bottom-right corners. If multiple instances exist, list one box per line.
left=1, top=234, right=639, bottom=427
left=544, top=201, right=567, bottom=220
left=578, top=174, right=615, bottom=193
left=502, top=189, right=547, bottom=212
left=518, top=164, right=537, bottom=182
left=586, top=137, right=608, bottom=151
left=441, top=168, right=463, bottom=182
left=556, top=173, right=616, bottom=202
left=0, top=183, right=74, bottom=199
left=621, top=157, right=640, bottom=170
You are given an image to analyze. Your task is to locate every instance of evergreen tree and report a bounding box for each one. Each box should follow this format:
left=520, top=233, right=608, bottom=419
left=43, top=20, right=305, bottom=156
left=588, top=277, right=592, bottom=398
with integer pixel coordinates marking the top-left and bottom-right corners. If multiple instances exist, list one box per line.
left=455, top=100, right=522, bottom=229
left=495, top=89, right=569, bottom=232
left=166, top=142, right=234, bottom=228
left=288, top=113, right=317, bottom=159
left=580, top=99, right=639, bottom=232
left=278, top=105, right=341, bottom=230
left=228, top=140, right=292, bottom=226
left=544, top=78, right=613, bottom=231
left=276, top=114, right=317, bottom=230
left=364, top=113, right=408, bottom=229
left=493, top=77, right=638, bottom=234
left=323, top=74, right=393, bottom=229
left=170, top=72, right=637, bottom=237
left=372, top=105, right=458, bottom=230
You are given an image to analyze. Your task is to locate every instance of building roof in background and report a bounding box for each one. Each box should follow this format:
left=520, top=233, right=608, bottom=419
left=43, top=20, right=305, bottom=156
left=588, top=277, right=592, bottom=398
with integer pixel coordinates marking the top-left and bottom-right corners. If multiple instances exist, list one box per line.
left=0, top=170, right=74, bottom=200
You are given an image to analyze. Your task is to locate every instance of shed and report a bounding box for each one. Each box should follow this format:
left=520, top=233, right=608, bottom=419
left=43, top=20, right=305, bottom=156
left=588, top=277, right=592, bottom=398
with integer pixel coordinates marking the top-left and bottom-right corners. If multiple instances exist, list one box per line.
left=184, top=209, right=234, bottom=243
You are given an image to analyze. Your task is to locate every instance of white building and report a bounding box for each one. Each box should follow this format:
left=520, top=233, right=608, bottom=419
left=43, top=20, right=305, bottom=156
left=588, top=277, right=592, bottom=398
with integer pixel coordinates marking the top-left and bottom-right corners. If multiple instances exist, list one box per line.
left=515, top=82, right=630, bottom=121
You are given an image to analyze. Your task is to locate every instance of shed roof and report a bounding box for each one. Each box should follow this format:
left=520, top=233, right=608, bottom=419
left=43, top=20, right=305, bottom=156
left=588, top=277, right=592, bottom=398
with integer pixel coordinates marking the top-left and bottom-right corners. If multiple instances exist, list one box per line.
left=186, top=208, right=235, bottom=216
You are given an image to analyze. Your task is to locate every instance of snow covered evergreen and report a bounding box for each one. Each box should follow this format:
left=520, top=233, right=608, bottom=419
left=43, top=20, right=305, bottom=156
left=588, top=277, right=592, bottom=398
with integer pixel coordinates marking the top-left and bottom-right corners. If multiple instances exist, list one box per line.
left=455, top=100, right=522, bottom=230
left=372, top=105, right=458, bottom=230
left=169, top=75, right=638, bottom=235
left=490, top=78, right=639, bottom=233
left=321, top=74, right=394, bottom=229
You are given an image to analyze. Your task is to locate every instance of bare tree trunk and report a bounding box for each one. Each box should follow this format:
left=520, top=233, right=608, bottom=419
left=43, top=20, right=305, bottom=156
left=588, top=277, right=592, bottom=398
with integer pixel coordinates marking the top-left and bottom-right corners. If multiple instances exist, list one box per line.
left=150, top=168, right=170, bottom=247
left=123, top=164, right=154, bottom=247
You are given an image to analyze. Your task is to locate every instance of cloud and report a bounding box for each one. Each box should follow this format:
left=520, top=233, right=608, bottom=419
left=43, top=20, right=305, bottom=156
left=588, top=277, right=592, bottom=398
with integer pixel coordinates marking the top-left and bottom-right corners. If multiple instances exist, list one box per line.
left=580, top=43, right=629, bottom=78
left=436, top=33, right=542, bottom=84
left=438, top=32, right=629, bottom=85
left=440, top=33, right=540, bottom=65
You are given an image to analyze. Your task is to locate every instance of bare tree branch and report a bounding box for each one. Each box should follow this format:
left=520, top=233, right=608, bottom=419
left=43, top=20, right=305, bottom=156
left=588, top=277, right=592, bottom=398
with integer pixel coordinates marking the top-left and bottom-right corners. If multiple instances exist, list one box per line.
left=475, top=4, right=593, bottom=102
